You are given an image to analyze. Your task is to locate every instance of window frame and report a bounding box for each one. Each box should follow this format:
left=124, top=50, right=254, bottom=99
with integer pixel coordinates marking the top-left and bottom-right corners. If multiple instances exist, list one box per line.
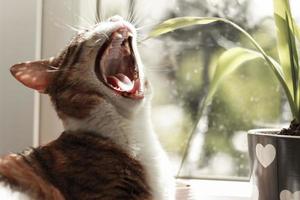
left=179, top=179, right=252, bottom=200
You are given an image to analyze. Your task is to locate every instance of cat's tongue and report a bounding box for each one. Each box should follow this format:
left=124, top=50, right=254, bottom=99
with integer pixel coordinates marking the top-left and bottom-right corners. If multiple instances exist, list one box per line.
left=106, top=73, right=134, bottom=92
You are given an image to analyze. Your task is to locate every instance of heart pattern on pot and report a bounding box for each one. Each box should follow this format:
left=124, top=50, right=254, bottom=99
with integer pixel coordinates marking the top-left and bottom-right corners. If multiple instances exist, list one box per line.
left=280, top=190, right=300, bottom=200
left=255, top=144, right=276, bottom=168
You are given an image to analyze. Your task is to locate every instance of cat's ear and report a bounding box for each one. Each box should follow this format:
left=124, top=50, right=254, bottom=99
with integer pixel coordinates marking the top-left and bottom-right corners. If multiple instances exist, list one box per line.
left=10, top=60, right=56, bottom=93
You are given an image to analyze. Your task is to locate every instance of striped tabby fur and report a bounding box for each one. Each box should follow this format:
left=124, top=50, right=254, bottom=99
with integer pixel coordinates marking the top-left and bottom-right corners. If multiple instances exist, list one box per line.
left=0, top=131, right=151, bottom=200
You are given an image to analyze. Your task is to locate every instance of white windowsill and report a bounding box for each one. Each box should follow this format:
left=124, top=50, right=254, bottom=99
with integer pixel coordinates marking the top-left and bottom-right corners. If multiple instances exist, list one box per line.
left=178, top=179, right=252, bottom=200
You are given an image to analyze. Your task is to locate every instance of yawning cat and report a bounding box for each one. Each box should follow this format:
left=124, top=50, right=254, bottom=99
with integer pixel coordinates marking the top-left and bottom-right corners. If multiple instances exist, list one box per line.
left=0, top=15, right=175, bottom=200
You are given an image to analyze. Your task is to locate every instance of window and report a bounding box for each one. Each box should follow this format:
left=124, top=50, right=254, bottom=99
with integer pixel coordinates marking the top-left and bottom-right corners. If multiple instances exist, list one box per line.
left=3, top=0, right=300, bottom=191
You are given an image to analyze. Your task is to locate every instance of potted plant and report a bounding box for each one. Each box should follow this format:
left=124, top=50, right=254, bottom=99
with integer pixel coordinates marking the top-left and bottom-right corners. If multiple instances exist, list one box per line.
left=148, top=0, right=300, bottom=199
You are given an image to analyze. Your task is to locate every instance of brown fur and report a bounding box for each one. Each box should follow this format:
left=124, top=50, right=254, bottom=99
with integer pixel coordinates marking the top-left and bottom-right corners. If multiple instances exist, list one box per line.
left=0, top=154, right=64, bottom=200
left=0, top=131, right=151, bottom=200
left=50, top=80, right=103, bottom=119
left=41, top=33, right=103, bottom=119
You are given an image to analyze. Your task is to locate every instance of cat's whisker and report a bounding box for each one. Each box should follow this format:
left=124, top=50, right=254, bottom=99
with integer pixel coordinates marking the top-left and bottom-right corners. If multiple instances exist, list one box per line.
left=94, top=1, right=104, bottom=24
left=125, top=7, right=130, bottom=22
left=127, top=4, right=139, bottom=25
left=94, top=11, right=100, bottom=24
left=64, top=22, right=90, bottom=33
left=131, top=3, right=152, bottom=27
left=78, top=16, right=94, bottom=27
left=147, top=69, right=174, bottom=72
left=136, top=23, right=158, bottom=31
left=97, top=0, right=104, bottom=23
left=133, top=9, right=144, bottom=26
left=86, top=1, right=101, bottom=25
left=134, top=15, right=148, bottom=27
left=127, top=0, right=136, bottom=24
left=147, top=66, right=171, bottom=69
left=100, top=11, right=105, bottom=23
left=65, top=24, right=82, bottom=32
left=46, top=6, right=90, bottom=32
left=52, top=22, right=78, bottom=33
left=136, top=30, right=147, bottom=37
left=129, top=2, right=142, bottom=24
left=67, top=4, right=94, bottom=28
left=136, top=33, right=149, bottom=44
left=45, top=11, right=86, bottom=33
left=131, top=12, right=141, bottom=26
left=145, top=65, right=174, bottom=72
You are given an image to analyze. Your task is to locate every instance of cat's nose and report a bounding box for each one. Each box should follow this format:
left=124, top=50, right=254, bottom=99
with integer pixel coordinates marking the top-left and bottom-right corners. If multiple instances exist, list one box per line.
left=108, top=15, right=123, bottom=22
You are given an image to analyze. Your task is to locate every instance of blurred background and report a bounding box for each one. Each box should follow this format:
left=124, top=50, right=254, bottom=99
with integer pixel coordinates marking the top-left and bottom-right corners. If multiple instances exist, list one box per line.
left=0, top=0, right=299, bottom=180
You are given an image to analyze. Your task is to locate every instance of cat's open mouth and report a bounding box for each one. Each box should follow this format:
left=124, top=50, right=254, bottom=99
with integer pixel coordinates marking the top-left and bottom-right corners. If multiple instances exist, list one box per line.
left=96, top=28, right=143, bottom=99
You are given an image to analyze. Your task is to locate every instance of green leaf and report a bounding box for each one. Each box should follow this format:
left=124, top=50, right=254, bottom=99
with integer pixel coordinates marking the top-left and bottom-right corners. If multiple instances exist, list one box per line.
left=148, top=17, right=219, bottom=38
left=273, top=0, right=299, bottom=105
left=286, top=14, right=299, bottom=105
left=296, top=25, right=300, bottom=41
left=148, top=17, right=276, bottom=74
left=149, top=16, right=298, bottom=120
left=205, top=47, right=296, bottom=120
left=205, top=48, right=260, bottom=104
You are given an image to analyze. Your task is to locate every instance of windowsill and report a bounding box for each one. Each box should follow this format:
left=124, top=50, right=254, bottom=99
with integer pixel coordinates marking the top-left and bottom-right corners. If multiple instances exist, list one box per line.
left=178, top=179, right=252, bottom=200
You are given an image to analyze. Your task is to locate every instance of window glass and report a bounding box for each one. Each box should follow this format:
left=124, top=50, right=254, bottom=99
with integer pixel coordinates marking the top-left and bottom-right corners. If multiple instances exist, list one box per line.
left=107, top=0, right=288, bottom=179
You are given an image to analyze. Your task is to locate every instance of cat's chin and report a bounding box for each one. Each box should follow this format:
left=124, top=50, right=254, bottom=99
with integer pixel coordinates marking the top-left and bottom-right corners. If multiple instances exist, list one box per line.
left=95, top=27, right=144, bottom=100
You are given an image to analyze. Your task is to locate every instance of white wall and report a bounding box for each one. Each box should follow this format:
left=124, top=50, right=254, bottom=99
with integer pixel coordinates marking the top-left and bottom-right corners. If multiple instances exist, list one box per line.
left=0, top=0, right=98, bottom=153
left=39, top=0, right=76, bottom=144
left=0, top=0, right=37, bottom=155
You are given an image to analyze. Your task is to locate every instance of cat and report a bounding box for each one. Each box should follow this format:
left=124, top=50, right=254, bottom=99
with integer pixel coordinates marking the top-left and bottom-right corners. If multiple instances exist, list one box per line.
left=0, top=15, right=175, bottom=200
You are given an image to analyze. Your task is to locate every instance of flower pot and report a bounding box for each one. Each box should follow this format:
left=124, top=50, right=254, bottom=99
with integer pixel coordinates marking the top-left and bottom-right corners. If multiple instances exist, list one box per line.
left=248, top=129, right=300, bottom=200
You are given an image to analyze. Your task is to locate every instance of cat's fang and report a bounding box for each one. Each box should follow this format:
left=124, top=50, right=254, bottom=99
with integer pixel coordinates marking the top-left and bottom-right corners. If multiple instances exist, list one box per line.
left=114, top=32, right=123, bottom=39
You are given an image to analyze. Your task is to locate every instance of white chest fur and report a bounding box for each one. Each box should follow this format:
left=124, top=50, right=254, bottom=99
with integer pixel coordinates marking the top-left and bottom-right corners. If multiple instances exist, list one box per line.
left=0, top=183, right=31, bottom=200
left=63, top=101, right=175, bottom=200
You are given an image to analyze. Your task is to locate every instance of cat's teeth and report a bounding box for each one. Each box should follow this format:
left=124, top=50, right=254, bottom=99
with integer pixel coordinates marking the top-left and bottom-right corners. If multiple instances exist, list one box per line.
left=114, top=33, right=123, bottom=39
